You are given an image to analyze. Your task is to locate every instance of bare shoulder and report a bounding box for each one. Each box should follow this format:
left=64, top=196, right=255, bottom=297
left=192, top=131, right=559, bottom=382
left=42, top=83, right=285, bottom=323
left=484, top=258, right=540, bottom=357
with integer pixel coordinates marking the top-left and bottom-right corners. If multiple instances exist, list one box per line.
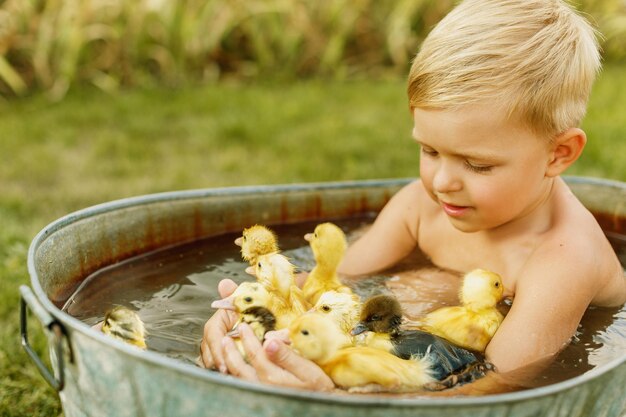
left=522, top=181, right=625, bottom=306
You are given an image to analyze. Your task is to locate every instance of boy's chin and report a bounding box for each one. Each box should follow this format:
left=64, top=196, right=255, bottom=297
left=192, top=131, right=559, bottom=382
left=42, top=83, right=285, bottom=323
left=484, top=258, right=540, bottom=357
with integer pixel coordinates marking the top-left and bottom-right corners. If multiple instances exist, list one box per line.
left=446, top=217, right=484, bottom=233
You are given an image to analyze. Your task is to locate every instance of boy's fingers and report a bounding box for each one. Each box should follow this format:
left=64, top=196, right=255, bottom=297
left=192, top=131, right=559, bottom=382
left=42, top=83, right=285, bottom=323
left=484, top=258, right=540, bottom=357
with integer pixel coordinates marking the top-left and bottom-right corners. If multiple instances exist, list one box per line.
left=263, top=329, right=290, bottom=344
left=203, top=310, right=236, bottom=373
left=263, top=339, right=334, bottom=390
left=222, top=337, right=258, bottom=381
left=218, top=279, right=238, bottom=298
left=199, top=340, right=215, bottom=369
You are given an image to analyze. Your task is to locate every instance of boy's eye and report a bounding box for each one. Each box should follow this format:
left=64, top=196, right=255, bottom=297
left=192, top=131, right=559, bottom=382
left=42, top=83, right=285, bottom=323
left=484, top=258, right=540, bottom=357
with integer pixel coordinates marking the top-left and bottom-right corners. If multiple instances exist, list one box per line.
left=465, top=161, right=493, bottom=173
left=420, top=146, right=438, bottom=157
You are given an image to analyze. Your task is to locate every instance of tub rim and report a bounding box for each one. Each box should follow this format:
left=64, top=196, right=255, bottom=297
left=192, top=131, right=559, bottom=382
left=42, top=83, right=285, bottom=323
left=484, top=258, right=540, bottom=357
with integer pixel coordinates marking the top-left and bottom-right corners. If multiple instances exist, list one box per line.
left=26, top=175, right=626, bottom=408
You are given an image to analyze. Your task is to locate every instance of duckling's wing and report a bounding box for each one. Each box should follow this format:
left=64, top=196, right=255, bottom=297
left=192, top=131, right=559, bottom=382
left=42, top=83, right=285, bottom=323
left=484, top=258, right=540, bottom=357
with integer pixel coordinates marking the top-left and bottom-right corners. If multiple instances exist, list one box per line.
left=396, top=330, right=480, bottom=380
left=424, top=307, right=494, bottom=352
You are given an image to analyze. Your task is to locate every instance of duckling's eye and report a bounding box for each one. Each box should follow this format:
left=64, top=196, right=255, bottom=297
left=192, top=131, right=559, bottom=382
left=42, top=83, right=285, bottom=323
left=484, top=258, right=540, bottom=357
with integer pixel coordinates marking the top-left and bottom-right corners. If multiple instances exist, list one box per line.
left=244, top=296, right=253, bottom=303
left=314, top=233, right=318, bottom=238
left=243, top=236, right=247, bottom=241
left=258, top=262, right=262, bottom=268
left=494, top=282, right=500, bottom=288
left=321, top=305, right=331, bottom=312
left=301, top=329, right=309, bottom=336
left=370, top=314, right=381, bottom=322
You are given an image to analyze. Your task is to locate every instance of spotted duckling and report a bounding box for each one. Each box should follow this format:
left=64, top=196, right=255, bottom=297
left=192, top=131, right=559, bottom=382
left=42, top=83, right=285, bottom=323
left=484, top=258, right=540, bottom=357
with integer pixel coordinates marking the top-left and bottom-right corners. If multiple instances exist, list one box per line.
left=352, top=294, right=493, bottom=385
left=227, top=306, right=277, bottom=360
left=101, top=306, right=147, bottom=349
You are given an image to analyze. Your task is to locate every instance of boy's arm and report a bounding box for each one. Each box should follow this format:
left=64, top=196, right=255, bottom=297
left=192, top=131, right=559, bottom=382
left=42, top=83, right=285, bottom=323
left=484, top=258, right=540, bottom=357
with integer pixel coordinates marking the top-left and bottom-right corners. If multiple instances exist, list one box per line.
left=438, top=243, right=599, bottom=395
left=338, top=180, right=422, bottom=276
left=485, top=242, right=597, bottom=374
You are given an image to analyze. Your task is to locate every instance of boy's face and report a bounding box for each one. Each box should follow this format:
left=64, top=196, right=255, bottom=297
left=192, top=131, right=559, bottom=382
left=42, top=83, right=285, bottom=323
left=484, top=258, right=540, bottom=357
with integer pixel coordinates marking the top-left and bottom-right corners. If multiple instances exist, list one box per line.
left=413, top=104, right=555, bottom=233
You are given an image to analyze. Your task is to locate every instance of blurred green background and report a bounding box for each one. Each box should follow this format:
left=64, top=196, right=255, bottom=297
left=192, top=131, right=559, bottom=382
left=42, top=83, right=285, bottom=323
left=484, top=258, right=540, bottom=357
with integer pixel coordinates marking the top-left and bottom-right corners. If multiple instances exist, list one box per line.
left=1, top=0, right=625, bottom=415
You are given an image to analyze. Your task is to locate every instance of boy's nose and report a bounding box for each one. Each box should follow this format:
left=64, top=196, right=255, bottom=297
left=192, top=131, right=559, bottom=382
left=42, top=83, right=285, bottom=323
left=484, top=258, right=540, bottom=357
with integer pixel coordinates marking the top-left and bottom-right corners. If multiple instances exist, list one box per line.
left=432, top=163, right=462, bottom=194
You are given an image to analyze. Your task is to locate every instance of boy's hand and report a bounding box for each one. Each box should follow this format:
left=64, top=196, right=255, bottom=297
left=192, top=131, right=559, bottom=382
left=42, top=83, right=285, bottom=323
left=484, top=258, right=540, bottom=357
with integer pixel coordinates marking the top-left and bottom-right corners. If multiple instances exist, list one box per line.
left=200, top=279, right=239, bottom=372
left=222, top=322, right=335, bottom=391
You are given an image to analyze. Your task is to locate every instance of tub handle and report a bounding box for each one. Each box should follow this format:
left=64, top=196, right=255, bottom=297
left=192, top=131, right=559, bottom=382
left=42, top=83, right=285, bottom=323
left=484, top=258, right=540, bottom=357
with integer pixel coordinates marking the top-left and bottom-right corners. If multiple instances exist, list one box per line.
left=19, top=285, right=68, bottom=392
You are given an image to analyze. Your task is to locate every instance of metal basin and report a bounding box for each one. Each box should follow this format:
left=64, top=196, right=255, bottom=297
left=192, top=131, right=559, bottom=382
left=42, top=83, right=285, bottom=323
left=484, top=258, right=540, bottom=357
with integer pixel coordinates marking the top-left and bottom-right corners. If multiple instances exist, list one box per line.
left=21, top=177, right=626, bottom=417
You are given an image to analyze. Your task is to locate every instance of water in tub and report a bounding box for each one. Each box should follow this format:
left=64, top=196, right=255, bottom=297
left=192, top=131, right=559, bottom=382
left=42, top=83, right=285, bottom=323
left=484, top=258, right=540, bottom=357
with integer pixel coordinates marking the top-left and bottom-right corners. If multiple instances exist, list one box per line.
left=62, top=216, right=626, bottom=392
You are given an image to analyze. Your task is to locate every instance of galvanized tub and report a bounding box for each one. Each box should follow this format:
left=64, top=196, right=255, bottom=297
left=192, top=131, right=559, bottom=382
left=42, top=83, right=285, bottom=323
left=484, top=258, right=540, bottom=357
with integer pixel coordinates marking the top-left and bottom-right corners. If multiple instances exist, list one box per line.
left=21, top=177, right=626, bottom=417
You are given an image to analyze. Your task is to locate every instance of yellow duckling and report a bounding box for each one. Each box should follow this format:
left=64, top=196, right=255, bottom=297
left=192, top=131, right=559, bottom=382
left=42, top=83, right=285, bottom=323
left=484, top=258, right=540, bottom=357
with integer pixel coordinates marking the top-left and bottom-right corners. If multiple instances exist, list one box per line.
left=417, top=269, right=505, bottom=352
left=210, top=281, right=296, bottom=330
left=235, top=225, right=279, bottom=265
left=249, top=253, right=311, bottom=316
left=101, top=306, right=147, bottom=349
left=226, top=306, right=277, bottom=360
left=302, top=223, right=353, bottom=305
left=312, top=290, right=361, bottom=337
left=289, top=313, right=435, bottom=393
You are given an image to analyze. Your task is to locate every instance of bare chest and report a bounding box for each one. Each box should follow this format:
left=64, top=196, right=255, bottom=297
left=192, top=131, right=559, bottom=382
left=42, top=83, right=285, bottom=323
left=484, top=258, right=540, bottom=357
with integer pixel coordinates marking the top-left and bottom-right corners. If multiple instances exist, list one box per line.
left=416, top=216, right=530, bottom=296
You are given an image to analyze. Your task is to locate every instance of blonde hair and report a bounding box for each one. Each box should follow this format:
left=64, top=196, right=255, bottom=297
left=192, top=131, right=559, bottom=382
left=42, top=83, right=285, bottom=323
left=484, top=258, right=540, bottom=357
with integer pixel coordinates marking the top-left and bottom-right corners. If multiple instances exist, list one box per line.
left=407, top=0, right=601, bottom=138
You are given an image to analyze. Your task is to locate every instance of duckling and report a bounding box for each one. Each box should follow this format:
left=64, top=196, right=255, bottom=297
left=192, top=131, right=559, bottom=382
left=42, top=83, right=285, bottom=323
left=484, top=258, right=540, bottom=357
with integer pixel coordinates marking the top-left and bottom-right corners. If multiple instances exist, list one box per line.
left=235, top=225, right=279, bottom=265
left=312, top=290, right=361, bottom=336
left=250, top=253, right=311, bottom=316
left=417, top=269, right=505, bottom=352
left=352, top=294, right=489, bottom=384
left=289, top=313, right=435, bottom=393
left=302, top=223, right=353, bottom=305
left=226, top=306, right=277, bottom=360
left=210, top=281, right=296, bottom=329
left=101, top=306, right=147, bottom=349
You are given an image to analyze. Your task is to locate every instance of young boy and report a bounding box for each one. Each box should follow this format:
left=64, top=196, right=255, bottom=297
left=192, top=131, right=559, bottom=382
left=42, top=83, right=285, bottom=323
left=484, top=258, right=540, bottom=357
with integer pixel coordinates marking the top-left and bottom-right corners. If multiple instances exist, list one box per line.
left=200, top=0, right=626, bottom=393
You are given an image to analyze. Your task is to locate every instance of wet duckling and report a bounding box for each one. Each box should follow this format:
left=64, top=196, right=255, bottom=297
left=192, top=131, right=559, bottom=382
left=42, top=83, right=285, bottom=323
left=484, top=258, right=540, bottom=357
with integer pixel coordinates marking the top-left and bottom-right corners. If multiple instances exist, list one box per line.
left=101, top=306, right=147, bottom=349
left=312, top=290, right=361, bottom=336
left=289, top=313, right=435, bottom=393
left=418, top=269, right=505, bottom=352
left=352, top=294, right=488, bottom=383
left=235, top=225, right=279, bottom=265
left=211, top=281, right=296, bottom=329
left=250, top=253, right=311, bottom=316
left=302, top=223, right=353, bottom=305
left=227, top=306, right=277, bottom=360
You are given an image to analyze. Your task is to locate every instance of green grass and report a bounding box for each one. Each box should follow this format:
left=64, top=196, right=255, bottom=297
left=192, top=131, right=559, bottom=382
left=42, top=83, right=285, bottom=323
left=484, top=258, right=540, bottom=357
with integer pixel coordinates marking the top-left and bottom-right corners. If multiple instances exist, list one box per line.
left=1, top=64, right=625, bottom=416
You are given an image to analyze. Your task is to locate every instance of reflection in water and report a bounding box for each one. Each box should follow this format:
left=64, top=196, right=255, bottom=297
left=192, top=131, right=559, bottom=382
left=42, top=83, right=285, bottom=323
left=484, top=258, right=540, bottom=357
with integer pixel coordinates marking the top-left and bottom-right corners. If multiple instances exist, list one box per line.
left=63, top=217, right=626, bottom=389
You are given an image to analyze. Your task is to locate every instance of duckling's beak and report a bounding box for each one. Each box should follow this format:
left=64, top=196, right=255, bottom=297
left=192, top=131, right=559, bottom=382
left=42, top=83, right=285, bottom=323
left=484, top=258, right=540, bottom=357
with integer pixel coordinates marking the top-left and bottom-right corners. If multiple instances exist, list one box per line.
left=245, top=266, right=255, bottom=276
left=234, top=237, right=243, bottom=247
left=350, top=322, right=369, bottom=336
left=304, top=233, right=313, bottom=242
left=211, top=296, right=235, bottom=310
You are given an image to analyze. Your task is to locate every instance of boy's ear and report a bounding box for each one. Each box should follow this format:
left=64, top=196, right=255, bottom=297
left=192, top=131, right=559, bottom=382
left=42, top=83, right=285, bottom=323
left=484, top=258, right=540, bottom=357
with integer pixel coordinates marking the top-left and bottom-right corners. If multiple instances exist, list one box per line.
left=545, top=128, right=587, bottom=177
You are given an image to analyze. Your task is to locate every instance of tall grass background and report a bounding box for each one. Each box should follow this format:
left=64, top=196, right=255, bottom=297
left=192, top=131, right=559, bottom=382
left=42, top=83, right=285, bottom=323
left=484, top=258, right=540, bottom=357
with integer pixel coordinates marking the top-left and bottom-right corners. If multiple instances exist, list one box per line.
left=1, top=0, right=625, bottom=99
left=1, top=1, right=625, bottom=415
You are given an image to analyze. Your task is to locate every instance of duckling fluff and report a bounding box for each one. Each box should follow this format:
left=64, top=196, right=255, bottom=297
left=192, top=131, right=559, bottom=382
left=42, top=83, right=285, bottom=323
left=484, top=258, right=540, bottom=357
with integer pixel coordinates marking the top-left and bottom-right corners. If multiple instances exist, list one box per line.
left=302, top=223, right=353, bottom=305
left=227, top=306, right=277, bottom=360
left=418, top=269, right=505, bottom=352
left=235, top=225, right=279, bottom=265
left=251, top=253, right=310, bottom=316
left=312, top=290, right=362, bottom=336
left=289, top=313, right=435, bottom=393
left=101, top=306, right=147, bottom=349
left=352, top=294, right=484, bottom=382
left=210, top=281, right=295, bottom=330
